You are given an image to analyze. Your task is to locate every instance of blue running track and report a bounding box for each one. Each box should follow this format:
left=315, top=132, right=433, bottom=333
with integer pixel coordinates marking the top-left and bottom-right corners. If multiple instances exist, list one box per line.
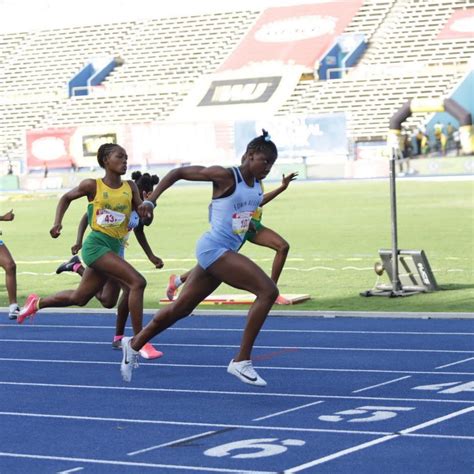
left=0, top=311, right=473, bottom=473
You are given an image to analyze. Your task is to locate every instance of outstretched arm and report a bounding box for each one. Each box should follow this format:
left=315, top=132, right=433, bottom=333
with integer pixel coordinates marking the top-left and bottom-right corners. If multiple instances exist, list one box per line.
left=50, top=179, right=95, bottom=238
left=137, top=165, right=232, bottom=219
left=260, top=172, right=298, bottom=207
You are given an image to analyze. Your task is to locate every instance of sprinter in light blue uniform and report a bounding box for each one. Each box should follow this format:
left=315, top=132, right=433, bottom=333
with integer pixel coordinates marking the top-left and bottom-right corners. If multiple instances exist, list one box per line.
left=120, top=130, right=279, bottom=387
left=196, top=166, right=263, bottom=270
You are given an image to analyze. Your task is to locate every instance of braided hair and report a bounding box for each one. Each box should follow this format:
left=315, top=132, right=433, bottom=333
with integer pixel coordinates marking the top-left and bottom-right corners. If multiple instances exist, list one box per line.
left=96, top=143, right=119, bottom=168
left=131, top=170, right=159, bottom=194
left=245, top=129, right=277, bottom=159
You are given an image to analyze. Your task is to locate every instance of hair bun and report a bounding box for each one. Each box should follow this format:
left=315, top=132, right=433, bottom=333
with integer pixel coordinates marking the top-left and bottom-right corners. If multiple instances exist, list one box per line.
left=131, top=171, right=142, bottom=180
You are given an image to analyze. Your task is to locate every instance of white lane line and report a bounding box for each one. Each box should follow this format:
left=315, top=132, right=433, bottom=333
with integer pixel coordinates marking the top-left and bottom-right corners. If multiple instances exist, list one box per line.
left=398, top=405, right=474, bottom=434
left=1, top=357, right=474, bottom=376
left=2, top=357, right=474, bottom=380
left=127, top=430, right=219, bottom=456
left=0, top=452, right=272, bottom=473
left=1, top=384, right=474, bottom=404
left=252, top=401, right=325, bottom=422
left=284, top=405, right=474, bottom=473
left=0, top=411, right=390, bottom=436
left=352, top=376, right=412, bottom=394
left=1, top=411, right=473, bottom=442
left=436, top=357, right=474, bottom=369
left=1, top=339, right=473, bottom=354
left=57, top=468, right=84, bottom=474
left=404, top=432, right=474, bottom=441
left=3, top=324, right=474, bottom=336
left=285, top=434, right=399, bottom=472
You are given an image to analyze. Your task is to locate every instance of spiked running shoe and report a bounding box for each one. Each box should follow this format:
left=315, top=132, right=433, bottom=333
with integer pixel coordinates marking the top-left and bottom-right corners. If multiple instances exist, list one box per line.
left=227, top=359, right=267, bottom=387
left=275, top=295, right=291, bottom=305
left=8, top=304, right=20, bottom=320
left=121, top=336, right=139, bottom=382
left=139, top=342, right=164, bottom=360
left=112, top=336, right=123, bottom=349
left=56, top=255, right=81, bottom=274
left=166, top=274, right=178, bottom=301
left=17, top=294, right=40, bottom=324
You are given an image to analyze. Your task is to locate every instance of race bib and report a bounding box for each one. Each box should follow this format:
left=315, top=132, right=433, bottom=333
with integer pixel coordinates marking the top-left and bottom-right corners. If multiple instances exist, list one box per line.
left=96, top=209, right=126, bottom=227
left=232, top=211, right=253, bottom=235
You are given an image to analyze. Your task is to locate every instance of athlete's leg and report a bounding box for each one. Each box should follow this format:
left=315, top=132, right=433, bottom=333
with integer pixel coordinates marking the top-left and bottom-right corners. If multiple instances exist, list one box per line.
left=95, top=279, right=121, bottom=308
left=0, top=244, right=17, bottom=305
left=115, top=288, right=129, bottom=337
left=208, top=252, right=278, bottom=362
left=90, top=252, right=146, bottom=335
left=132, top=265, right=221, bottom=350
left=248, top=226, right=289, bottom=284
left=38, top=266, right=107, bottom=308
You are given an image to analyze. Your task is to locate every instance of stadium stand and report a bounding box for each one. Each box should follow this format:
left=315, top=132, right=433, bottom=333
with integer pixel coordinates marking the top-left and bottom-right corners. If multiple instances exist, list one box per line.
left=0, top=0, right=472, bottom=167
left=278, top=0, right=473, bottom=140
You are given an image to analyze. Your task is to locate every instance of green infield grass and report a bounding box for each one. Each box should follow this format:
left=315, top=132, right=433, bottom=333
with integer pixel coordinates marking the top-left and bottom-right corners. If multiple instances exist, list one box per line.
left=1, top=178, right=473, bottom=313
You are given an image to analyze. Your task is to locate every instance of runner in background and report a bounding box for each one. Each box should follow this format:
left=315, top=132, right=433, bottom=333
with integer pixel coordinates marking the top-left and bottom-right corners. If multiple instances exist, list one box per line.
left=18, top=144, right=158, bottom=364
left=166, top=172, right=298, bottom=304
left=0, top=209, right=19, bottom=319
left=55, top=171, right=164, bottom=359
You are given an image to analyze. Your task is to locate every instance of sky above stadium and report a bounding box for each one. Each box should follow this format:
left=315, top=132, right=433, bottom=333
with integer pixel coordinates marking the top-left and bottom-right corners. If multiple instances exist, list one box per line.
left=0, top=0, right=327, bottom=32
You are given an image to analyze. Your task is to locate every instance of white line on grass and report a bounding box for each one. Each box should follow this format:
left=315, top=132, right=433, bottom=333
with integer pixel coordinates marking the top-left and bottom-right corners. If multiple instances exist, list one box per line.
left=352, top=376, right=412, bottom=394
left=0, top=452, right=272, bottom=473
left=1, top=382, right=474, bottom=404
left=2, top=357, right=474, bottom=377
left=284, top=406, right=474, bottom=472
left=3, top=324, right=474, bottom=336
left=1, top=338, right=473, bottom=354
left=127, top=430, right=219, bottom=456
left=252, top=401, right=325, bottom=422
left=435, top=357, right=474, bottom=369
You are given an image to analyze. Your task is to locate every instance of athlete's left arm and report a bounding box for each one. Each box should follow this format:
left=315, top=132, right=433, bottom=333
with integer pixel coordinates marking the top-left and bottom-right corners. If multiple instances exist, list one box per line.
left=134, top=224, right=164, bottom=269
left=260, top=172, right=298, bottom=207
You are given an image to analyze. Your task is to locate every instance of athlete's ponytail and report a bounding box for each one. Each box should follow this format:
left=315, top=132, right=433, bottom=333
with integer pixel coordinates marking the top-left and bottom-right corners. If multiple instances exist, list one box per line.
left=245, top=129, right=277, bottom=159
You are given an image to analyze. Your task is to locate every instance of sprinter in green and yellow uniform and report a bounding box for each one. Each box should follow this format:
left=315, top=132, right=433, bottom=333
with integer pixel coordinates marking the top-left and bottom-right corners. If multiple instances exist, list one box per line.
left=18, top=144, right=152, bottom=340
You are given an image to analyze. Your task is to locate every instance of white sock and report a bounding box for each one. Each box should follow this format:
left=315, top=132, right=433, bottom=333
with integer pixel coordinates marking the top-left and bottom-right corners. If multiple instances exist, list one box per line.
left=9, top=303, right=19, bottom=312
left=175, top=276, right=183, bottom=288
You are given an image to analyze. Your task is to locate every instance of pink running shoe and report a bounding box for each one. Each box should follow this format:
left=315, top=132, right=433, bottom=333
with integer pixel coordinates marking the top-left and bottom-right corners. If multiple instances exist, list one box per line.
left=166, top=274, right=178, bottom=301
left=139, top=343, right=164, bottom=360
left=18, top=294, right=40, bottom=324
left=275, top=295, right=291, bottom=305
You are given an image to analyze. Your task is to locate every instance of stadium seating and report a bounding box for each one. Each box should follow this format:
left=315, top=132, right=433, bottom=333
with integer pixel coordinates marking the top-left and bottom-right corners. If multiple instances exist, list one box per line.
left=0, top=0, right=472, bottom=165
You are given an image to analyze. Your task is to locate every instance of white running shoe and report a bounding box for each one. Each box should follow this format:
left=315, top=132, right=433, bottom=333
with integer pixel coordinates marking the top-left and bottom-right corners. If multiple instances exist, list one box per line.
left=8, top=304, right=20, bottom=320
left=227, top=359, right=267, bottom=387
left=121, top=337, right=139, bottom=382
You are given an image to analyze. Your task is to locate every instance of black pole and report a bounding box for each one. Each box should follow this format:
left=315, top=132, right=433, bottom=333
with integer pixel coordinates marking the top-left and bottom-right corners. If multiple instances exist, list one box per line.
left=390, top=148, right=402, bottom=293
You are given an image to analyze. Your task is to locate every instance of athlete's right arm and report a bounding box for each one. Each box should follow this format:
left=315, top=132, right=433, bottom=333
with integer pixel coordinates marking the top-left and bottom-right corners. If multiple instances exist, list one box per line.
left=50, top=179, right=96, bottom=238
left=138, top=166, right=232, bottom=218
left=71, top=213, right=88, bottom=254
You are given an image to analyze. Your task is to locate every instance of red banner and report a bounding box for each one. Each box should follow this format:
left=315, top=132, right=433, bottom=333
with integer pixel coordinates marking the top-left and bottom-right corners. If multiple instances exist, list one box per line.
left=437, top=8, right=474, bottom=40
left=26, top=128, right=76, bottom=169
left=219, top=1, right=363, bottom=72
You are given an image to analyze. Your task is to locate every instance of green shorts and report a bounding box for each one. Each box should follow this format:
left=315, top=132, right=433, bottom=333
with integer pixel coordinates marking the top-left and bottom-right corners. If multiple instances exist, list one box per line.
left=242, top=218, right=263, bottom=244
left=82, top=231, right=122, bottom=266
